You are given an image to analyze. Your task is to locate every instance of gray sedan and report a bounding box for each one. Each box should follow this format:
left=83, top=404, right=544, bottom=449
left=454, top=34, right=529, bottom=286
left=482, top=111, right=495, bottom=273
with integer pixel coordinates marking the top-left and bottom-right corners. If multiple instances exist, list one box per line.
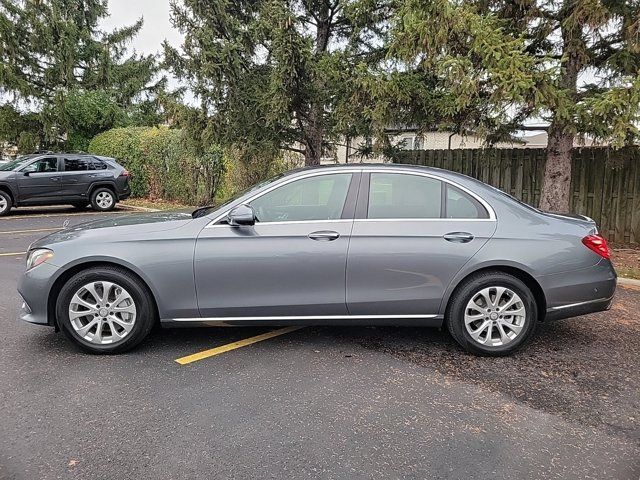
left=18, top=164, right=617, bottom=355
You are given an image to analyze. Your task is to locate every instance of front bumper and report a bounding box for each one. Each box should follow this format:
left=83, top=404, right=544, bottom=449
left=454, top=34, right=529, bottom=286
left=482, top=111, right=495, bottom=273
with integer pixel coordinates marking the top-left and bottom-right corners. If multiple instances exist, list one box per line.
left=17, top=261, right=60, bottom=325
left=541, top=259, right=617, bottom=321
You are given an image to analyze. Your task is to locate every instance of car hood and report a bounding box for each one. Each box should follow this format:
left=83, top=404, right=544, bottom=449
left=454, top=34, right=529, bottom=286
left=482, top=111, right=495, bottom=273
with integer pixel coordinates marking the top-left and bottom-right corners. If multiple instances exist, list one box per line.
left=0, top=170, right=14, bottom=179
left=32, top=211, right=195, bottom=248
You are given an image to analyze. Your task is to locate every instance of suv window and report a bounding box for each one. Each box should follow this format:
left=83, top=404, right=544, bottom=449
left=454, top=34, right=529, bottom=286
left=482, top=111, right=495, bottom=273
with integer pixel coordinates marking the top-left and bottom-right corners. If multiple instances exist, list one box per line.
left=22, top=157, right=58, bottom=173
left=250, top=173, right=352, bottom=222
left=90, top=158, right=108, bottom=170
left=63, top=157, right=91, bottom=171
left=368, top=173, right=441, bottom=219
left=445, top=184, right=489, bottom=219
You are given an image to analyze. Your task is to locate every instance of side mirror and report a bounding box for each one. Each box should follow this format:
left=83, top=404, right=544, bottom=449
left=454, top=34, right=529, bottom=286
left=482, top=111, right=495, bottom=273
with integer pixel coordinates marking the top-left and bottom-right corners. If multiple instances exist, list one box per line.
left=228, top=204, right=256, bottom=226
left=23, top=171, right=31, bottom=176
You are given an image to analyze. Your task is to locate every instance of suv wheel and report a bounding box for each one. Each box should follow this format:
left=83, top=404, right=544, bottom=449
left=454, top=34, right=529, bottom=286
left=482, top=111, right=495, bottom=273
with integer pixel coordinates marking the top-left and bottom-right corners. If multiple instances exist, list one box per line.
left=0, top=191, right=12, bottom=217
left=90, top=188, right=116, bottom=212
left=446, top=271, right=538, bottom=356
left=56, top=266, right=155, bottom=353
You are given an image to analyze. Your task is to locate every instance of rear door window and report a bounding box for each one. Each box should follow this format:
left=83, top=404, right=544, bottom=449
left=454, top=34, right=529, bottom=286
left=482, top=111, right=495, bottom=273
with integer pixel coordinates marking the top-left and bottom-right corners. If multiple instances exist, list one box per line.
left=63, top=158, right=90, bottom=172
left=367, top=173, right=442, bottom=219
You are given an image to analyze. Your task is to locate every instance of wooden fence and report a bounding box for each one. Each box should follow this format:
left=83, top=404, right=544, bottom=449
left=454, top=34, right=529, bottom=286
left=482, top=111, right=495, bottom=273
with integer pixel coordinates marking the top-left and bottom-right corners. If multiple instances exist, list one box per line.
left=395, top=147, right=640, bottom=244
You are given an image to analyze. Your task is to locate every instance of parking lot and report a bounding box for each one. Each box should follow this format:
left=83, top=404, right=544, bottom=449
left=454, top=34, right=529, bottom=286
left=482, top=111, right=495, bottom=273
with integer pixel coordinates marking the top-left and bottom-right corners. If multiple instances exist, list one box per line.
left=0, top=207, right=639, bottom=479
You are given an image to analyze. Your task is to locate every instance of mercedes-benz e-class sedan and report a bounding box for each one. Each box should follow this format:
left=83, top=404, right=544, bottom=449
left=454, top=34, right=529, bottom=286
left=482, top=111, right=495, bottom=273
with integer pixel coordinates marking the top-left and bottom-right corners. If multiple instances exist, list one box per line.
left=18, top=164, right=617, bottom=356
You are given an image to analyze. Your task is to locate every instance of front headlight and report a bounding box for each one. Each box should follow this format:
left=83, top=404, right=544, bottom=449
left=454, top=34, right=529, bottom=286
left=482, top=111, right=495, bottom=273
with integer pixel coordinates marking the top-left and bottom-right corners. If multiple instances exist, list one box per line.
left=26, top=248, right=54, bottom=271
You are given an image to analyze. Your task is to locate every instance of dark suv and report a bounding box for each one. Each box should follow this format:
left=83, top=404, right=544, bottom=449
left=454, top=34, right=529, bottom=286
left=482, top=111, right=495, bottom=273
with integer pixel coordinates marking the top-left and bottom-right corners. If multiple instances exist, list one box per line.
left=0, top=153, right=130, bottom=216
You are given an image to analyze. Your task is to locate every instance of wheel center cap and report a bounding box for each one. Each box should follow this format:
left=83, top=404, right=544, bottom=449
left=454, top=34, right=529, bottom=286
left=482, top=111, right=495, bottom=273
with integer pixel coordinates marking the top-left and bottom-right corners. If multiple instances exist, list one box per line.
left=99, top=307, right=109, bottom=317
left=490, top=312, right=499, bottom=320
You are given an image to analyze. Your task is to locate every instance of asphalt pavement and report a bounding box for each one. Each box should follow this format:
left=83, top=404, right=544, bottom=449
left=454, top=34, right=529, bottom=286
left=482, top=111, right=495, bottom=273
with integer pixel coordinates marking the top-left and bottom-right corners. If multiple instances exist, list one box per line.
left=0, top=206, right=638, bottom=479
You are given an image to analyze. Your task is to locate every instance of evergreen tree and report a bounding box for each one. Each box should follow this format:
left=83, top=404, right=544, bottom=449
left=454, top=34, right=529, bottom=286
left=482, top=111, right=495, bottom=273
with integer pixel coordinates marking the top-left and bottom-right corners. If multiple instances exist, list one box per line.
left=0, top=0, right=164, bottom=151
left=386, top=0, right=640, bottom=212
left=165, top=0, right=392, bottom=165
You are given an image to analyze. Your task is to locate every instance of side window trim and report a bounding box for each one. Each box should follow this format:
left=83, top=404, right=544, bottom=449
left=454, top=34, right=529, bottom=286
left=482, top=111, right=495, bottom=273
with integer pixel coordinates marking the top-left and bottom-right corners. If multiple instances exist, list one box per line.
left=358, top=170, right=495, bottom=221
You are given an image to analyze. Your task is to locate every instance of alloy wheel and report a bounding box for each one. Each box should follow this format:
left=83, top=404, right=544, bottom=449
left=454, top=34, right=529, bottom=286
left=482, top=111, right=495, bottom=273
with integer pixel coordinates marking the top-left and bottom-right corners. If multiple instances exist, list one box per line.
left=96, top=191, right=114, bottom=209
left=464, top=286, right=526, bottom=347
left=0, top=196, right=7, bottom=213
left=68, top=281, right=137, bottom=345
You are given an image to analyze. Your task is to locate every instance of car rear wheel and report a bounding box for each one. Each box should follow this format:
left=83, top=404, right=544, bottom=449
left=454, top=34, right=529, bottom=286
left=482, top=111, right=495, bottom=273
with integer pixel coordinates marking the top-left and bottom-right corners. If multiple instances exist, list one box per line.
left=0, top=191, right=12, bottom=217
left=90, top=188, right=116, bottom=212
left=446, top=271, right=538, bottom=356
left=56, top=266, right=155, bottom=353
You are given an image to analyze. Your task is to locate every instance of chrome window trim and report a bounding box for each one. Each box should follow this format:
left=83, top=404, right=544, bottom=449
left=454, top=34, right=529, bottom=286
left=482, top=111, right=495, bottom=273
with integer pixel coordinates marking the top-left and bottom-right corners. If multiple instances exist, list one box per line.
left=206, top=167, right=496, bottom=227
left=208, top=219, right=354, bottom=228
left=165, top=314, right=438, bottom=322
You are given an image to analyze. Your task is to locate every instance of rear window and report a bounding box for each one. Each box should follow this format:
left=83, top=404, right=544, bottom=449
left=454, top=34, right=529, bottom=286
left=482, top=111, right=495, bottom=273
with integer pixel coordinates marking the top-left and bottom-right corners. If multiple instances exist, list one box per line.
left=445, top=184, right=489, bottom=219
left=90, top=158, right=108, bottom=170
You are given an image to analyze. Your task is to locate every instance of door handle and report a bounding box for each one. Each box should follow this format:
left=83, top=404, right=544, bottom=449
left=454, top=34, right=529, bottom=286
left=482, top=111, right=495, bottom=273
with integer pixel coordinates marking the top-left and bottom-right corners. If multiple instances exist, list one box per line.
left=50, top=177, right=60, bottom=182
left=308, top=231, right=340, bottom=241
left=443, top=232, right=474, bottom=243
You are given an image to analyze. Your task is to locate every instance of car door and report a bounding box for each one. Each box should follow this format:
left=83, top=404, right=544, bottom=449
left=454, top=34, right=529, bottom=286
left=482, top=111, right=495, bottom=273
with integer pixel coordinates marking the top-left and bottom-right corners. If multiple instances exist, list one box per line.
left=16, top=157, right=62, bottom=202
left=60, top=156, right=92, bottom=199
left=346, top=171, right=497, bottom=316
left=194, top=171, right=360, bottom=319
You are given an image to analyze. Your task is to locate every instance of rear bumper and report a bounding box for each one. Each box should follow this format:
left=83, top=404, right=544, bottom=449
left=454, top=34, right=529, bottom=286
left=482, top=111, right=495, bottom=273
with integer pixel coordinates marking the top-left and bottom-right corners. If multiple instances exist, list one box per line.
left=540, top=259, right=617, bottom=321
left=545, top=295, right=614, bottom=321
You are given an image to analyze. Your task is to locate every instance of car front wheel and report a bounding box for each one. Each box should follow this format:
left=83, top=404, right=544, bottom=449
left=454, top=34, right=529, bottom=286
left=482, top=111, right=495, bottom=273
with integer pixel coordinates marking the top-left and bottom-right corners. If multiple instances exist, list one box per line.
left=0, top=190, right=12, bottom=216
left=446, top=271, right=538, bottom=356
left=56, top=266, right=155, bottom=353
left=90, top=187, right=116, bottom=212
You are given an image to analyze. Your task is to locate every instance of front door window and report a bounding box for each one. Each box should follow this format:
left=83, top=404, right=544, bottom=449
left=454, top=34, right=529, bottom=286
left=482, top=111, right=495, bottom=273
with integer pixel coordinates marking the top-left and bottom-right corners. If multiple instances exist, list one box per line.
left=250, top=173, right=352, bottom=222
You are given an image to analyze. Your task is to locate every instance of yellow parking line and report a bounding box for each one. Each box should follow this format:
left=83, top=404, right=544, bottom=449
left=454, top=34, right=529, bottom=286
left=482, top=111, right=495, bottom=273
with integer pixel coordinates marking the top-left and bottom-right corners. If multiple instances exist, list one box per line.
left=0, top=227, right=61, bottom=234
left=175, top=326, right=303, bottom=365
left=0, top=251, right=26, bottom=257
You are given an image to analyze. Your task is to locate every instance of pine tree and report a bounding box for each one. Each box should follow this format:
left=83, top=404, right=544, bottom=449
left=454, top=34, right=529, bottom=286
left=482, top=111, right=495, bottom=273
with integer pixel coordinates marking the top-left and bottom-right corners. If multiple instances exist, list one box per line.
left=165, top=0, right=391, bottom=165
left=386, top=0, right=640, bottom=212
left=0, top=0, right=164, bottom=150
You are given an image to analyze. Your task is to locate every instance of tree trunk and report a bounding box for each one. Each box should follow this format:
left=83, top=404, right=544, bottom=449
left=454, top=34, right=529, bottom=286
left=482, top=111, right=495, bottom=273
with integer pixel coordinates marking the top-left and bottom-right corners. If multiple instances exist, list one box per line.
left=302, top=0, right=331, bottom=167
left=304, top=106, right=324, bottom=166
left=539, top=11, right=581, bottom=213
left=539, top=124, right=573, bottom=212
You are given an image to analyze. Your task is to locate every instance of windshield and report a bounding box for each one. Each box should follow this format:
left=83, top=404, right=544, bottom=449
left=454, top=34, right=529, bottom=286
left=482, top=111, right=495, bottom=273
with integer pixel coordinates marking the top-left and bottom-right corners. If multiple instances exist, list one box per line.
left=0, top=155, right=35, bottom=171
left=192, top=172, right=288, bottom=218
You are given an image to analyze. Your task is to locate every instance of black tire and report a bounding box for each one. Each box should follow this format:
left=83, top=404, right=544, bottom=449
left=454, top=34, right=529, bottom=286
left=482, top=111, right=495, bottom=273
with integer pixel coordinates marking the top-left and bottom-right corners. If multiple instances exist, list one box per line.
left=90, top=187, right=116, bottom=212
left=446, top=271, right=538, bottom=356
left=0, top=190, right=12, bottom=217
left=56, top=266, right=156, bottom=354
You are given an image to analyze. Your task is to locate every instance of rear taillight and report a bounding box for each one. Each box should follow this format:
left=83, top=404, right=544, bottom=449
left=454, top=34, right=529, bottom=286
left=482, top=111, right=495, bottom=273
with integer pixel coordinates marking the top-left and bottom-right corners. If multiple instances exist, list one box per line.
left=119, top=169, right=130, bottom=177
left=582, top=234, right=611, bottom=259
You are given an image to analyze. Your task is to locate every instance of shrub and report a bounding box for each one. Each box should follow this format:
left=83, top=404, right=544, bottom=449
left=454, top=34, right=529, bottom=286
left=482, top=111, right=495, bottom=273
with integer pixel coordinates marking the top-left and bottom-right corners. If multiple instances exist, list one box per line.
left=88, top=126, right=225, bottom=205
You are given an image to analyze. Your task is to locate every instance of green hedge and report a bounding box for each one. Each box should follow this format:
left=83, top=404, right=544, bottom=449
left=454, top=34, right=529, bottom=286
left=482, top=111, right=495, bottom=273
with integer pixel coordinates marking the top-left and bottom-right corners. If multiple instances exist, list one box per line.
left=88, top=126, right=224, bottom=205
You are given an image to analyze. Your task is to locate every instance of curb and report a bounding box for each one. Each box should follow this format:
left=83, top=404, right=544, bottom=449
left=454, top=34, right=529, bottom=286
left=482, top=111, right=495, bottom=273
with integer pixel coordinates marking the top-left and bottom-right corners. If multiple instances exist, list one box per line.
left=618, top=277, right=640, bottom=287
left=117, top=204, right=160, bottom=212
